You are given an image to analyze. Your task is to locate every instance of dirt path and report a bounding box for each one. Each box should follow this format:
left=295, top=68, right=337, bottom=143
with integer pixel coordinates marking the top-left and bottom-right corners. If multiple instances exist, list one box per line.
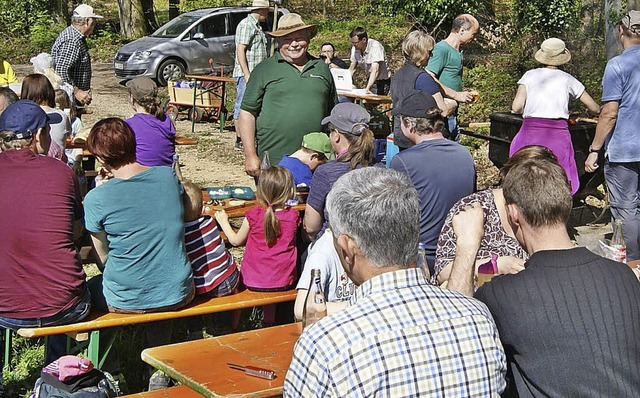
left=15, top=63, right=255, bottom=189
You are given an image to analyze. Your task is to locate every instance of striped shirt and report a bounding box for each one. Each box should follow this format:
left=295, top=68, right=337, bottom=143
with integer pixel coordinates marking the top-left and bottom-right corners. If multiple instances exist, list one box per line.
left=184, top=216, right=237, bottom=295
left=232, top=13, right=267, bottom=78
left=51, top=25, right=92, bottom=91
left=284, top=268, right=506, bottom=397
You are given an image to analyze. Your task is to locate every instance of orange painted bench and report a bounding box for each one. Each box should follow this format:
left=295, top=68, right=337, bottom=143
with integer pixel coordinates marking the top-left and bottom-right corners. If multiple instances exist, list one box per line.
left=123, top=385, right=203, bottom=397
left=15, top=289, right=297, bottom=368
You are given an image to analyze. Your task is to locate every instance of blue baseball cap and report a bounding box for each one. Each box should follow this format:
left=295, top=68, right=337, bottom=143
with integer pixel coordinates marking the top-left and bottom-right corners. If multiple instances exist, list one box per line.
left=0, top=99, right=62, bottom=140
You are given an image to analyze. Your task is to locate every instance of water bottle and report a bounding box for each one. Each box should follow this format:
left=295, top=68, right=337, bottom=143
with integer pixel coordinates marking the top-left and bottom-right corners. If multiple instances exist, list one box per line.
left=302, top=269, right=327, bottom=329
left=260, top=150, right=271, bottom=170
left=612, top=219, right=627, bottom=263
left=416, top=242, right=430, bottom=280
left=172, top=153, right=183, bottom=181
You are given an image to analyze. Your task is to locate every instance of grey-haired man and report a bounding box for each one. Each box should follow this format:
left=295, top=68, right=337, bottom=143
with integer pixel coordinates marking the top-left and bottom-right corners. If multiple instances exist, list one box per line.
left=52, top=4, right=103, bottom=106
left=284, top=167, right=505, bottom=396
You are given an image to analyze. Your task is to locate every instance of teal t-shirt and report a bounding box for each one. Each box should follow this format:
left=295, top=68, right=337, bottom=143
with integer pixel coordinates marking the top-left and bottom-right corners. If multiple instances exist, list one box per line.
left=241, top=52, right=337, bottom=164
left=426, top=40, right=463, bottom=91
left=84, top=166, right=193, bottom=310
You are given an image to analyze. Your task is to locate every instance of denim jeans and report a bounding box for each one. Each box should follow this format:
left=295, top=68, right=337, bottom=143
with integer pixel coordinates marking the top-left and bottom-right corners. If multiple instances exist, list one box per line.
left=0, top=288, right=91, bottom=364
left=233, top=76, right=246, bottom=120
left=604, top=161, right=640, bottom=260
left=447, top=114, right=460, bottom=142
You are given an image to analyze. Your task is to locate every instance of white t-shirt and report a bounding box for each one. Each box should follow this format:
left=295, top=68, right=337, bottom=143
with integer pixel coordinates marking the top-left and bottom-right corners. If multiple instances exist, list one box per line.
left=44, top=108, right=71, bottom=150
left=350, top=38, right=390, bottom=80
left=519, top=68, right=585, bottom=119
left=296, top=230, right=355, bottom=303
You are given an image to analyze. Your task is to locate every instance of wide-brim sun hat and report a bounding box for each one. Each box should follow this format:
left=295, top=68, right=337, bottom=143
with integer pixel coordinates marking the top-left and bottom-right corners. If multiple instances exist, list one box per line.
left=534, top=38, right=571, bottom=66
left=268, top=13, right=317, bottom=38
left=250, top=0, right=272, bottom=10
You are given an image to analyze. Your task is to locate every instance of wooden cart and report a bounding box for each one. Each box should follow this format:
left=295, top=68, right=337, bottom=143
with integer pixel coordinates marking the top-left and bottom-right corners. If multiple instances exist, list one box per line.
left=165, top=74, right=235, bottom=133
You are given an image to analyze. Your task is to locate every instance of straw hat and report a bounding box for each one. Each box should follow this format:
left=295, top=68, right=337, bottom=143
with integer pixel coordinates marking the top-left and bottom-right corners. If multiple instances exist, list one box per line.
left=534, top=38, right=571, bottom=66
left=250, top=0, right=272, bottom=10
left=268, top=13, right=317, bottom=38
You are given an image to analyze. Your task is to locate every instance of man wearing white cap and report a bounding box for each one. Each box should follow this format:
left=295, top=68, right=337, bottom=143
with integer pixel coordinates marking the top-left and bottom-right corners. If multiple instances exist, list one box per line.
left=586, top=10, right=640, bottom=261
left=51, top=4, right=103, bottom=107
left=232, top=0, right=271, bottom=151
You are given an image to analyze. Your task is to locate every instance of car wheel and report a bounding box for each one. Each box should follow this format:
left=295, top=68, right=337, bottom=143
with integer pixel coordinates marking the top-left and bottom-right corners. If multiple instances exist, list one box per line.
left=189, top=107, right=203, bottom=123
left=157, top=59, right=185, bottom=87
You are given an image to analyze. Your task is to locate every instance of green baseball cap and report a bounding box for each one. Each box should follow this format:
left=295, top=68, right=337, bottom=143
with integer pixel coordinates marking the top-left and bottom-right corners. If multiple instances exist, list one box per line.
left=302, top=132, right=333, bottom=160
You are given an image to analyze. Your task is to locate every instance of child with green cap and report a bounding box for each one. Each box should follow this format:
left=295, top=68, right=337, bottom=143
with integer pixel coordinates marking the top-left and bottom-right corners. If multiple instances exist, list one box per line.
left=278, top=132, right=332, bottom=187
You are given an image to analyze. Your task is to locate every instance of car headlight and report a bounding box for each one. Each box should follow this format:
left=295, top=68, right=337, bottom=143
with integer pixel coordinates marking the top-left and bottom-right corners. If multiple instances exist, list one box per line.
left=131, top=51, right=152, bottom=61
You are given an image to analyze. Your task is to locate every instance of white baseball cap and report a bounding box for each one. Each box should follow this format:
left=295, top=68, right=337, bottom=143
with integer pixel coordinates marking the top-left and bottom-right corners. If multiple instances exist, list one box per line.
left=73, top=4, right=104, bottom=19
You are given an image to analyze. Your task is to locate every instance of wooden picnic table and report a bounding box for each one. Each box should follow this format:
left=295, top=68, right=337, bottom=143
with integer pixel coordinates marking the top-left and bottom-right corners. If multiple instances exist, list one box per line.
left=336, top=89, right=392, bottom=105
left=141, top=323, right=302, bottom=398
left=65, top=136, right=197, bottom=150
left=201, top=192, right=305, bottom=219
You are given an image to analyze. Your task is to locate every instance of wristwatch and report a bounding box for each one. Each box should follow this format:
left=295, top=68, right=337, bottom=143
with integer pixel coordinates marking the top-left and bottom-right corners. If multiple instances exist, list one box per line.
left=589, top=146, right=600, bottom=154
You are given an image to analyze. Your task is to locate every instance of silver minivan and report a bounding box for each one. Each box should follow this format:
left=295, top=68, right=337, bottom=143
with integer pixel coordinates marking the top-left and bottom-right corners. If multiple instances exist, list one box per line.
left=114, top=7, right=286, bottom=86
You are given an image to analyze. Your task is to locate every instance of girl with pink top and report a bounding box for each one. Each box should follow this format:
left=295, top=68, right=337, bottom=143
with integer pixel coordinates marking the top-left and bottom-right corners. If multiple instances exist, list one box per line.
left=215, top=166, right=300, bottom=324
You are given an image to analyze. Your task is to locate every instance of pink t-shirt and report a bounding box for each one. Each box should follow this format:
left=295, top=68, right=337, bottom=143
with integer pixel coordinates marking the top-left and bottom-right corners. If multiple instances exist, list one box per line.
left=241, top=206, right=300, bottom=290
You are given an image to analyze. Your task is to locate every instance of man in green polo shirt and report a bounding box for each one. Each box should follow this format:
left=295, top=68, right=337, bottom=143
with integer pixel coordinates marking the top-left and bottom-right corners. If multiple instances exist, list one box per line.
left=427, top=14, right=479, bottom=141
left=238, top=13, right=337, bottom=176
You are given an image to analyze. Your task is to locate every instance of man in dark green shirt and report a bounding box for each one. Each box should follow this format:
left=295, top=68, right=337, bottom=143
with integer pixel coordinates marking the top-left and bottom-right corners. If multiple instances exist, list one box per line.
left=238, top=13, right=337, bottom=176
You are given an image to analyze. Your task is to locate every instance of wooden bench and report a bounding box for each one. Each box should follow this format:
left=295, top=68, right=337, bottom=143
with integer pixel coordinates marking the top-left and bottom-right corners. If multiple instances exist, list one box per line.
left=13, top=289, right=297, bottom=369
left=123, top=385, right=202, bottom=397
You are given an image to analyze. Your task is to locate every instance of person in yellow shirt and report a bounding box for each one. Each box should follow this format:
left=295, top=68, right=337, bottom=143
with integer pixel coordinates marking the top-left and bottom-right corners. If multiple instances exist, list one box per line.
left=0, top=60, right=17, bottom=86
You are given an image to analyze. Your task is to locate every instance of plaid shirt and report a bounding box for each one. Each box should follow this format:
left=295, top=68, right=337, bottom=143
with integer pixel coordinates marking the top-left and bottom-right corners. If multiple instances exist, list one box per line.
left=51, top=25, right=92, bottom=90
left=232, top=14, right=267, bottom=78
left=284, top=268, right=506, bottom=397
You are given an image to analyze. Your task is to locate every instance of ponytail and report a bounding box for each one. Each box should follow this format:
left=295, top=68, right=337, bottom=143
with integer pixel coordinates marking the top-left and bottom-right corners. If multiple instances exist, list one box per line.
left=339, top=128, right=375, bottom=169
left=255, top=166, right=295, bottom=246
left=263, top=205, right=280, bottom=246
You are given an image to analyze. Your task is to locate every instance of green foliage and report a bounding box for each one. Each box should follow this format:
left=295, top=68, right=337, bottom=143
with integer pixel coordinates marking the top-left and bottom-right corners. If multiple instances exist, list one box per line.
left=458, top=55, right=519, bottom=123
left=2, top=335, right=44, bottom=398
left=180, top=0, right=238, bottom=12
left=368, top=0, right=485, bottom=30
left=30, top=12, right=66, bottom=50
left=87, top=28, right=126, bottom=63
left=515, top=0, right=581, bottom=36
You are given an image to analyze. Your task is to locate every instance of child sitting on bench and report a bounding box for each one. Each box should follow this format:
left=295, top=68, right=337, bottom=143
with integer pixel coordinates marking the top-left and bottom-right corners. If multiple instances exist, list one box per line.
left=183, top=181, right=241, bottom=338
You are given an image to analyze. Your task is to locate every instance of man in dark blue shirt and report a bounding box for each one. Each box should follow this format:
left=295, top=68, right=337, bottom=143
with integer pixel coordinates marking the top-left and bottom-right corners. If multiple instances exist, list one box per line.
left=389, top=90, right=475, bottom=274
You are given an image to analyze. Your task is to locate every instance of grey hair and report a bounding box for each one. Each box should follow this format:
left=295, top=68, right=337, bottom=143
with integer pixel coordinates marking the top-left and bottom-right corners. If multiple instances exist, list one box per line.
left=326, top=168, right=420, bottom=268
left=72, top=15, right=89, bottom=25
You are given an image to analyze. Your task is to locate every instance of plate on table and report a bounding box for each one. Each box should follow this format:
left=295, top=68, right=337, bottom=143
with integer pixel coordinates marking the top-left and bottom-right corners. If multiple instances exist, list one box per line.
left=229, top=186, right=255, bottom=200
left=206, top=186, right=232, bottom=200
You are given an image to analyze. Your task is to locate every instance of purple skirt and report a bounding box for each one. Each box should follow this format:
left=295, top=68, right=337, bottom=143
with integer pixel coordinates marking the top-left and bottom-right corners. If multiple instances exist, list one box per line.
left=509, top=117, right=578, bottom=195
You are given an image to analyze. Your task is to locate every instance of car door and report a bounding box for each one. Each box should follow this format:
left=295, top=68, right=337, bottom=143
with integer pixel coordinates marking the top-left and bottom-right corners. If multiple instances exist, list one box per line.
left=179, top=13, right=233, bottom=75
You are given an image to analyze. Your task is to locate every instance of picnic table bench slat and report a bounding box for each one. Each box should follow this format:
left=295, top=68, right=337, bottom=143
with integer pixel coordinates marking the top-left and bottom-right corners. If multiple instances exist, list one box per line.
left=16, top=289, right=297, bottom=338
left=122, top=385, right=203, bottom=397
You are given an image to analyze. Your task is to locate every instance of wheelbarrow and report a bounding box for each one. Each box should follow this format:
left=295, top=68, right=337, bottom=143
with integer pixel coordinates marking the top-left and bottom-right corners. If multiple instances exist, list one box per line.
left=460, top=112, right=608, bottom=224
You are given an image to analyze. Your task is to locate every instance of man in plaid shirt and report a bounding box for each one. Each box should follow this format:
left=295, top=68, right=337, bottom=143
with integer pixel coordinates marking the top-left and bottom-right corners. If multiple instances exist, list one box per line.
left=51, top=4, right=102, bottom=107
left=232, top=0, right=270, bottom=150
left=284, top=168, right=506, bottom=397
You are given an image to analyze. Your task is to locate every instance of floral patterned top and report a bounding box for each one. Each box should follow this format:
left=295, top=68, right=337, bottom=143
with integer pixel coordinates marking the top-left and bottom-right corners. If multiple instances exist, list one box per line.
left=433, top=188, right=528, bottom=283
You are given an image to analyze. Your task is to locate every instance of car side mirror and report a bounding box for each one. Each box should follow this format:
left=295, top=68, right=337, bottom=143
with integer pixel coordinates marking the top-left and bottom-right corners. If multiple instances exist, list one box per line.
left=193, top=32, right=205, bottom=40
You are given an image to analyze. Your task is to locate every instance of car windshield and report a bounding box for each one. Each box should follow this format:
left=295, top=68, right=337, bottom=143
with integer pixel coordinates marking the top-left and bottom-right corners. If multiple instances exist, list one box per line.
left=151, top=15, right=200, bottom=38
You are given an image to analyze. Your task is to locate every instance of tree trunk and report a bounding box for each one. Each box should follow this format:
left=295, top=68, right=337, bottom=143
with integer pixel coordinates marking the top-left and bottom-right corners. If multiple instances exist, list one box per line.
left=605, top=0, right=640, bottom=60
left=117, top=0, right=155, bottom=39
left=169, top=0, right=180, bottom=20
left=49, top=0, right=70, bottom=25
